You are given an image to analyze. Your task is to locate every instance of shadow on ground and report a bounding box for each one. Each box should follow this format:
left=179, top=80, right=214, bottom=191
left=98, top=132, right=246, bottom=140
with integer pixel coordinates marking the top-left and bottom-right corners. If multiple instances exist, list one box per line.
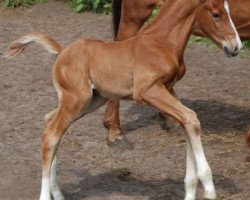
left=62, top=169, right=241, bottom=200
left=122, top=99, right=250, bottom=134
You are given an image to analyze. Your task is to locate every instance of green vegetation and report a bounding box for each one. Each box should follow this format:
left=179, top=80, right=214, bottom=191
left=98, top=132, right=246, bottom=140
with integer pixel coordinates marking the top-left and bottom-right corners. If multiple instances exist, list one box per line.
left=188, top=36, right=250, bottom=58
left=243, top=40, right=250, bottom=49
left=3, top=0, right=112, bottom=13
left=70, top=0, right=112, bottom=14
left=2, top=0, right=250, bottom=56
left=188, top=36, right=218, bottom=52
left=3, top=0, right=46, bottom=7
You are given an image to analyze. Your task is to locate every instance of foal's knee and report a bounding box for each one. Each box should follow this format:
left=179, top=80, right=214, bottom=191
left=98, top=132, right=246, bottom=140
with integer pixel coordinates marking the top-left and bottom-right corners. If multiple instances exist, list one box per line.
left=41, top=132, right=60, bottom=155
left=182, top=110, right=201, bottom=134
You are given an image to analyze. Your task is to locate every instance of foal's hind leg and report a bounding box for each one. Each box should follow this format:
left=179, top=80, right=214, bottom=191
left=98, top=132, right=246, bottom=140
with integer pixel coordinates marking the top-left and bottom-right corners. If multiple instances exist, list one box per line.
left=39, top=91, right=92, bottom=200
left=50, top=156, right=64, bottom=200
left=44, top=109, right=57, bottom=123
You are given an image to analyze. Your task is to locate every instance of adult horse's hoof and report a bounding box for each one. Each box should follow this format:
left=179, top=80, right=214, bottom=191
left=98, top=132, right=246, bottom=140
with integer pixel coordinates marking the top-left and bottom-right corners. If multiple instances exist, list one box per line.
left=107, top=135, right=134, bottom=150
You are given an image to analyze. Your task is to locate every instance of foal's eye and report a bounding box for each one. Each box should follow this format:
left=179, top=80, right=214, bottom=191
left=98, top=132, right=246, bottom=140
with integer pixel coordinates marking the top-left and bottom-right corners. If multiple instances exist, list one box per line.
left=212, top=12, right=221, bottom=20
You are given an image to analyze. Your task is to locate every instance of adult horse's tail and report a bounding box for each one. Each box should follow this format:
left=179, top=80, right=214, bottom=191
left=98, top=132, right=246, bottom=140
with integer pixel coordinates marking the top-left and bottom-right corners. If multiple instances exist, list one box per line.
left=112, top=0, right=122, bottom=38
left=247, top=128, right=250, bottom=147
left=5, top=33, right=63, bottom=58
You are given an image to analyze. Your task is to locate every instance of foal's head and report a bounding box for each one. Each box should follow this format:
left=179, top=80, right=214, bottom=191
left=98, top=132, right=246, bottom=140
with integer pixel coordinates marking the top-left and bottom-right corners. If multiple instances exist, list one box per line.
left=195, top=0, right=242, bottom=57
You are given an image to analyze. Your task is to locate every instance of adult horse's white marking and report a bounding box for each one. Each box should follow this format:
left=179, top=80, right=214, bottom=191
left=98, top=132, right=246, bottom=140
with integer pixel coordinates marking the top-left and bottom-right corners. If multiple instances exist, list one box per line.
left=224, top=0, right=242, bottom=49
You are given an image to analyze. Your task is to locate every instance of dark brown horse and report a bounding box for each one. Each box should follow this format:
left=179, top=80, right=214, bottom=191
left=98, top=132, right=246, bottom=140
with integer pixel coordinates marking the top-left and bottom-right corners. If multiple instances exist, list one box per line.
left=104, top=0, right=250, bottom=148
left=247, top=128, right=250, bottom=146
left=6, top=0, right=242, bottom=199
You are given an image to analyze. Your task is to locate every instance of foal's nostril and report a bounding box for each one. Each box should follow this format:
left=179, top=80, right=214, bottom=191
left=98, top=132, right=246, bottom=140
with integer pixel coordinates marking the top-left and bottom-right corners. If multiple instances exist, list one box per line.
left=234, top=46, right=239, bottom=52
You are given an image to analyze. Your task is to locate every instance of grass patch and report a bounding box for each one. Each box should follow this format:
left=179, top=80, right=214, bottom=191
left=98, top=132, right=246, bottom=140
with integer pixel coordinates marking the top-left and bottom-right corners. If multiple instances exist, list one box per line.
left=189, top=36, right=250, bottom=58
left=188, top=36, right=218, bottom=52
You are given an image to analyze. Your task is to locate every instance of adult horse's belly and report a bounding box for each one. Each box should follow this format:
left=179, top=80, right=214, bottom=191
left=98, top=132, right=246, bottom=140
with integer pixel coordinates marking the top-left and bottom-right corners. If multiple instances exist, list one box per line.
left=229, top=0, right=250, bottom=40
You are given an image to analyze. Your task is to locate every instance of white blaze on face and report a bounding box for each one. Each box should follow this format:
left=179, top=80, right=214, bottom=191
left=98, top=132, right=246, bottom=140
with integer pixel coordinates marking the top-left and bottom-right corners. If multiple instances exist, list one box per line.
left=224, top=0, right=243, bottom=50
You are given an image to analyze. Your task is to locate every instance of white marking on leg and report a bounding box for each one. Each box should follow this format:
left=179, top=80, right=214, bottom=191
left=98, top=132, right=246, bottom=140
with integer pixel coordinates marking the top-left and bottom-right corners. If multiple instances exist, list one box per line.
left=39, top=177, right=51, bottom=200
left=184, top=138, right=198, bottom=200
left=184, top=112, right=216, bottom=199
left=224, top=1, right=242, bottom=49
left=50, top=157, right=65, bottom=200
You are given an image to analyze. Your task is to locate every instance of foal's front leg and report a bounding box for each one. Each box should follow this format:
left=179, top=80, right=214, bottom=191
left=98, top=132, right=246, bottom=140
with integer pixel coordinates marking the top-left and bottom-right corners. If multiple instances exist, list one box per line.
left=159, top=89, right=184, bottom=133
left=136, top=83, right=216, bottom=200
left=161, top=60, right=186, bottom=133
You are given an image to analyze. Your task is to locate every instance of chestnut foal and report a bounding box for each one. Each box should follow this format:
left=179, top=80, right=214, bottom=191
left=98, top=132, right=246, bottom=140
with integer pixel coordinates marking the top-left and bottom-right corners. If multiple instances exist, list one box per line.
left=7, top=0, right=242, bottom=199
left=105, top=0, right=250, bottom=147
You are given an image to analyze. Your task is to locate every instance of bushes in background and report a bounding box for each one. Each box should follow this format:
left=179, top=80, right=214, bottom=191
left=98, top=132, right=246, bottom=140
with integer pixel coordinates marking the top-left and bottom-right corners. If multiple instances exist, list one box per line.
left=70, top=0, right=111, bottom=14
left=3, top=0, right=112, bottom=14
left=3, top=0, right=45, bottom=7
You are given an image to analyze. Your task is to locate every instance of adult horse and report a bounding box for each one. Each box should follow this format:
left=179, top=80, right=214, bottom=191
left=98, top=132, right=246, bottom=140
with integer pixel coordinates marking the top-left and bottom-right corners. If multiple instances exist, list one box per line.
left=7, top=0, right=242, bottom=199
left=104, top=0, right=250, bottom=148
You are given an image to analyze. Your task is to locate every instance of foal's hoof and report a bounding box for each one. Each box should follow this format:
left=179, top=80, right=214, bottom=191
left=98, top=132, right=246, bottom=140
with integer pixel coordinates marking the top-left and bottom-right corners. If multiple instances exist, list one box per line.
left=203, top=190, right=217, bottom=199
left=107, top=136, right=134, bottom=150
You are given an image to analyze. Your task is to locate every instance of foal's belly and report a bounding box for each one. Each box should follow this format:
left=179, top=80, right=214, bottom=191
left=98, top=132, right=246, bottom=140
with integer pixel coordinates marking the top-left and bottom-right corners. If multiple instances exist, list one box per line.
left=90, top=67, right=134, bottom=100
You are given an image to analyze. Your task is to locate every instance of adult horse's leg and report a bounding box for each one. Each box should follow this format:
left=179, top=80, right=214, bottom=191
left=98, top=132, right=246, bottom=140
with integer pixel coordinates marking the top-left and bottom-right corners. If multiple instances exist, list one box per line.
left=136, top=83, right=216, bottom=199
left=247, top=128, right=250, bottom=147
left=104, top=0, right=158, bottom=148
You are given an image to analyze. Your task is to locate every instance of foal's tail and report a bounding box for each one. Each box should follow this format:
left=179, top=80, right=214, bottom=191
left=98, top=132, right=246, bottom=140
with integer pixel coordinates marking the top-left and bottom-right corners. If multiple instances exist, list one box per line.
left=112, top=0, right=122, bottom=38
left=5, top=33, right=63, bottom=58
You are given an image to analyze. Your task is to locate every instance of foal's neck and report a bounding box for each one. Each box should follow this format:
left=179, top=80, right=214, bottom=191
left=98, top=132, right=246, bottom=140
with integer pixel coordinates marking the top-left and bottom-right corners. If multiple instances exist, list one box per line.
left=139, top=0, right=200, bottom=57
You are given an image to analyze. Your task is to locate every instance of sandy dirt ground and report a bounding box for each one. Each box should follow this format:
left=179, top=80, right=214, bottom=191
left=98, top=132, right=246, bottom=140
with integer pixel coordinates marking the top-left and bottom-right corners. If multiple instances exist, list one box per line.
left=0, top=1, right=249, bottom=200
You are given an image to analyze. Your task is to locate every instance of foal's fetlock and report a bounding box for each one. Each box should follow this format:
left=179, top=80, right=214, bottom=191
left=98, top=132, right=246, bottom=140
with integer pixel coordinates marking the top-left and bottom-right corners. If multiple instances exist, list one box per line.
left=198, top=169, right=216, bottom=199
left=184, top=178, right=198, bottom=200
left=51, top=189, right=64, bottom=200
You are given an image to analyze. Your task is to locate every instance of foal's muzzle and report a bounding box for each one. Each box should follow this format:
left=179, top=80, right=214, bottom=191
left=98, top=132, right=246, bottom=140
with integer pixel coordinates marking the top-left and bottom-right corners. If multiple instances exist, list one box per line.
left=223, top=38, right=243, bottom=57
